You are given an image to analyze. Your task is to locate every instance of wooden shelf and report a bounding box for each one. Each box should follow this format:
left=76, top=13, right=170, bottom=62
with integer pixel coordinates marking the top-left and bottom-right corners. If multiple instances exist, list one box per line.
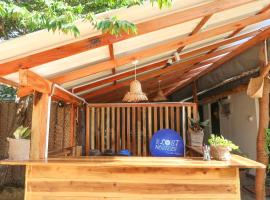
left=0, top=155, right=265, bottom=169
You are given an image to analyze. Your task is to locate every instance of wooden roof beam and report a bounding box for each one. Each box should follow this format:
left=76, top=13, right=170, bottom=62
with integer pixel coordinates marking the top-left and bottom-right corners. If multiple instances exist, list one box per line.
left=83, top=46, right=236, bottom=101
left=52, top=11, right=270, bottom=84
left=18, top=69, right=83, bottom=104
left=0, top=77, right=18, bottom=88
left=0, top=0, right=256, bottom=76
left=166, top=26, right=270, bottom=95
left=178, top=14, right=212, bottom=52
left=72, top=33, right=251, bottom=94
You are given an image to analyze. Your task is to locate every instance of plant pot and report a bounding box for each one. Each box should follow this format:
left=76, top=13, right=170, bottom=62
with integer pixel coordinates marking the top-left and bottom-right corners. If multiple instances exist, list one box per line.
left=210, top=145, right=231, bottom=161
left=189, top=129, right=204, bottom=147
left=7, top=138, right=30, bottom=160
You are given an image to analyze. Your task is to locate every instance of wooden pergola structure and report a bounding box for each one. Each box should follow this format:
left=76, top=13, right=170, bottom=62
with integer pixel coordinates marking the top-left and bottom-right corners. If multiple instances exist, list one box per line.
left=0, top=0, right=270, bottom=199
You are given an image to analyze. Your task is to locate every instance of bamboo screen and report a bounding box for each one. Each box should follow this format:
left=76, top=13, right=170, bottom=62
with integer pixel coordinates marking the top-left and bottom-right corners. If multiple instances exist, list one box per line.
left=86, top=102, right=197, bottom=156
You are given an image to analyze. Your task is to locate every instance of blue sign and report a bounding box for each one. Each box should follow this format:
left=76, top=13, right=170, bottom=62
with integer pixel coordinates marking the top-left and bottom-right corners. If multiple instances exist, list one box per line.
left=150, top=129, right=184, bottom=157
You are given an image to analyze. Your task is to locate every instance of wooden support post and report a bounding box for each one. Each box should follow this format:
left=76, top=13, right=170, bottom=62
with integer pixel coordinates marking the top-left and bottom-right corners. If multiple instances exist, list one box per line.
left=256, top=41, right=269, bottom=200
left=192, top=81, right=199, bottom=120
left=192, top=81, right=198, bottom=103
left=70, top=104, right=76, bottom=147
left=30, top=92, right=51, bottom=160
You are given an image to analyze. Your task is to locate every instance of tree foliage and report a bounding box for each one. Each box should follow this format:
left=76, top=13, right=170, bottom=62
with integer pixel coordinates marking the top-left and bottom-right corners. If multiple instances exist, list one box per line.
left=0, top=0, right=172, bottom=40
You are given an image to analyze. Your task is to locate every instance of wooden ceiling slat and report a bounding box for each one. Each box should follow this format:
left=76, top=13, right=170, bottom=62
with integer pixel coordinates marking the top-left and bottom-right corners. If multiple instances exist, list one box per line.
left=165, top=26, right=270, bottom=95
left=51, top=11, right=270, bottom=84
left=0, top=0, right=255, bottom=76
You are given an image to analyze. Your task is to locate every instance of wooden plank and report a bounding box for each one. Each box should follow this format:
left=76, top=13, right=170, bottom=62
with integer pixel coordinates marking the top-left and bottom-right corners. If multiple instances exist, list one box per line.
left=96, top=108, right=100, bottom=150
left=101, top=107, right=105, bottom=152
left=122, top=107, right=126, bottom=149
left=182, top=107, right=186, bottom=155
left=178, top=14, right=212, bottom=52
left=53, top=11, right=269, bottom=84
left=126, top=107, right=131, bottom=151
left=0, top=77, right=18, bottom=87
left=88, top=102, right=196, bottom=108
left=132, top=107, right=136, bottom=155
left=176, top=107, right=180, bottom=134
left=90, top=107, right=95, bottom=150
left=28, top=165, right=237, bottom=180
left=187, top=106, right=192, bottom=125
left=142, top=107, right=147, bottom=156
left=148, top=107, right=152, bottom=155
left=86, top=107, right=90, bottom=156
left=73, top=31, right=257, bottom=94
left=159, top=107, right=164, bottom=129
left=106, top=107, right=110, bottom=150
left=170, top=107, right=175, bottom=130
left=70, top=105, right=75, bottom=147
left=19, top=69, right=52, bottom=94
left=116, top=107, right=121, bottom=152
left=30, top=92, right=51, bottom=160
left=22, top=161, right=245, bottom=200
left=165, top=106, right=169, bottom=128
left=137, top=107, right=142, bottom=156
left=111, top=107, right=115, bottom=152
left=154, top=107, right=158, bottom=132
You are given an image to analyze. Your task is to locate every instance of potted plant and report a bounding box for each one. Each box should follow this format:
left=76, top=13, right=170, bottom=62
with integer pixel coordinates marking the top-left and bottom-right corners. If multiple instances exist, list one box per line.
left=208, top=134, right=239, bottom=161
left=188, top=117, right=209, bottom=147
left=7, top=126, right=31, bottom=160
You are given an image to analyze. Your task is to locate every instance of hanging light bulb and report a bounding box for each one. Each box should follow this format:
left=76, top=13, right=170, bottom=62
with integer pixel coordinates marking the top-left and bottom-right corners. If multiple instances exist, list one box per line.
left=122, top=60, right=148, bottom=102
left=153, top=80, right=168, bottom=102
left=174, top=52, right=181, bottom=62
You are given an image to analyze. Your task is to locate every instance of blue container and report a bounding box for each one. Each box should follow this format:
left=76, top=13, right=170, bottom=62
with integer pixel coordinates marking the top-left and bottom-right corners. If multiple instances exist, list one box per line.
left=118, top=149, right=131, bottom=156
left=150, top=129, right=184, bottom=157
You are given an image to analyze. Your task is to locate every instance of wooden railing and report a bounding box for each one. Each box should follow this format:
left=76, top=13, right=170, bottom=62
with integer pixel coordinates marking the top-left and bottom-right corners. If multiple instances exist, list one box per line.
left=86, top=102, right=197, bottom=156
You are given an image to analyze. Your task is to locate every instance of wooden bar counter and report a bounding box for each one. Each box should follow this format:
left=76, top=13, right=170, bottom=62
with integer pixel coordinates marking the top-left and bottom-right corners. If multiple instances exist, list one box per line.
left=0, top=155, right=265, bottom=200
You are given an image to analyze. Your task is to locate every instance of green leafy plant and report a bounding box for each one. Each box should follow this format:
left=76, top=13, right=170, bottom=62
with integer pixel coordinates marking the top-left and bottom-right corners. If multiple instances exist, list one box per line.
left=208, top=134, right=239, bottom=150
left=0, top=0, right=172, bottom=39
left=13, top=126, right=31, bottom=139
left=0, top=85, right=16, bottom=101
left=189, top=117, right=209, bottom=131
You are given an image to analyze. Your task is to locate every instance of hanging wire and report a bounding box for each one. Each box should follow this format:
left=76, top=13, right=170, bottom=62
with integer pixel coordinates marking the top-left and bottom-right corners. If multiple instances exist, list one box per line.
left=132, top=60, right=138, bottom=80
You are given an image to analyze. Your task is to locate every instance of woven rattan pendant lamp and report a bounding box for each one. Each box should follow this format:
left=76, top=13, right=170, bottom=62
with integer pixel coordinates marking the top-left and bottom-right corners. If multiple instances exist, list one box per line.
left=122, top=60, right=148, bottom=102
left=153, top=80, right=167, bottom=102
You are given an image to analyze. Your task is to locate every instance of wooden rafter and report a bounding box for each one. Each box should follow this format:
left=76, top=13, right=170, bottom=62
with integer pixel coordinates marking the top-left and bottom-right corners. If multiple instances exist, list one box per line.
left=109, top=44, right=117, bottom=85
left=83, top=46, right=235, bottom=101
left=177, top=14, right=212, bottom=52
left=0, top=77, right=18, bottom=87
left=74, top=33, right=253, bottom=94
left=0, top=0, right=254, bottom=76
left=18, top=69, right=82, bottom=104
left=227, top=3, right=270, bottom=38
left=52, top=12, right=270, bottom=84
left=161, top=4, right=270, bottom=92
left=166, top=26, right=270, bottom=95
left=72, top=32, right=254, bottom=94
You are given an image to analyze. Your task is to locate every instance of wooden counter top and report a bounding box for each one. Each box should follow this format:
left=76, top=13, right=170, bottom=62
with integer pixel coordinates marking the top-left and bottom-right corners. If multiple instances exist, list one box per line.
left=0, top=155, right=265, bottom=169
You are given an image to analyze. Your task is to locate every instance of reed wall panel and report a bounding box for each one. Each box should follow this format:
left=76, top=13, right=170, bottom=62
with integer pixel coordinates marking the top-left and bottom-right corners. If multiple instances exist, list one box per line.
left=87, top=103, right=197, bottom=156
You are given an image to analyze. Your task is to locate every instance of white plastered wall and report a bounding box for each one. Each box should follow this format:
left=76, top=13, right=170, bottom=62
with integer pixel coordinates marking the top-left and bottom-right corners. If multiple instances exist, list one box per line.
left=202, top=91, right=258, bottom=160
